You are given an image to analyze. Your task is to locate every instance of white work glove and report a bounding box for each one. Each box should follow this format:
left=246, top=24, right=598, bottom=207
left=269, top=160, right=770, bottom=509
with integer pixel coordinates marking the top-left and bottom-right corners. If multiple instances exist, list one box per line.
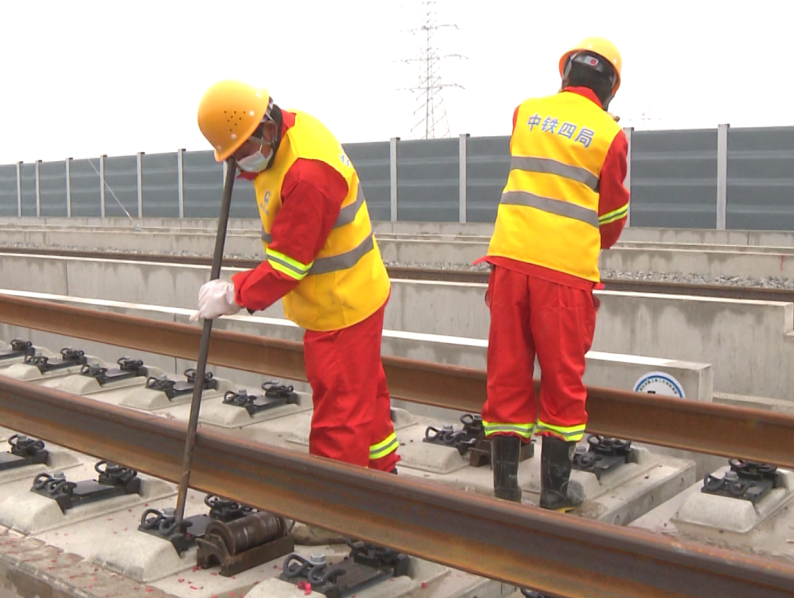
left=189, top=279, right=241, bottom=321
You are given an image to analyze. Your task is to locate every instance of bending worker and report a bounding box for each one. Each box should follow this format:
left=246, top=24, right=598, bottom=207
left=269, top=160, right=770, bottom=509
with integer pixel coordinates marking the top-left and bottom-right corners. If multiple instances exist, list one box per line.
left=478, top=37, right=630, bottom=511
left=193, top=80, right=400, bottom=479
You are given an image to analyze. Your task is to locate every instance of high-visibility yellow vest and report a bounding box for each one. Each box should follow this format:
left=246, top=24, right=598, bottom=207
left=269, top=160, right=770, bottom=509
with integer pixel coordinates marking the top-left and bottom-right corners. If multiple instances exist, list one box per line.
left=253, top=111, right=390, bottom=331
left=487, top=91, right=623, bottom=282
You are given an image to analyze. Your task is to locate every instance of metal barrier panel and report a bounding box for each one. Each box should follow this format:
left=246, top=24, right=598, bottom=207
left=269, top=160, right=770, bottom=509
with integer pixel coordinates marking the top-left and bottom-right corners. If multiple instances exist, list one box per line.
left=727, top=126, right=794, bottom=230
left=103, top=155, right=137, bottom=218
left=630, top=129, right=718, bottom=228
left=344, top=141, right=391, bottom=221
left=0, top=165, right=17, bottom=217
left=20, top=163, right=37, bottom=216
left=7, top=126, right=794, bottom=229
left=141, top=152, right=179, bottom=217
left=396, top=138, right=459, bottom=222
left=182, top=151, right=257, bottom=219
left=229, top=171, right=257, bottom=219
left=466, top=135, right=510, bottom=224
left=69, top=159, right=101, bottom=217
left=183, top=150, right=222, bottom=218
left=39, top=160, right=67, bottom=217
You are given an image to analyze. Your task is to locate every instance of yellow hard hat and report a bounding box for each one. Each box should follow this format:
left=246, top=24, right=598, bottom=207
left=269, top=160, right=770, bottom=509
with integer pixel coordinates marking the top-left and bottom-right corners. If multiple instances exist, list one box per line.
left=559, top=37, right=622, bottom=93
left=197, top=80, right=272, bottom=162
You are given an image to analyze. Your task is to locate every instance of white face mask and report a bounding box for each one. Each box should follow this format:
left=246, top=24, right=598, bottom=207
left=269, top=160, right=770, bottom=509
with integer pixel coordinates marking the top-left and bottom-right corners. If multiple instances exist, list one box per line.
left=237, top=144, right=273, bottom=173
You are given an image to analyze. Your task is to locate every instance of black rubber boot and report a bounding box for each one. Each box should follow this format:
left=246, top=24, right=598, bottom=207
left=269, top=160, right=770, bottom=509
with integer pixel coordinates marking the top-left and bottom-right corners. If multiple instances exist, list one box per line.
left=491, top=435, right=522, bottom=502
left=539, top=435, right=584, bottom=512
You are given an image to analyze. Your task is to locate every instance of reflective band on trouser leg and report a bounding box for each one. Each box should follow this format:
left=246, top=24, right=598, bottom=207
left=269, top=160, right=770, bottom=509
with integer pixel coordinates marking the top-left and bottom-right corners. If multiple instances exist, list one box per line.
left=598, top=203, right=629, bottom=226
left=482, top=422, right=534, bottom=439
left=535, top=421, right=586, bottom=442
left=266, top=249, right=313, bottom=281
left=369, top=432, right=398, bottom=460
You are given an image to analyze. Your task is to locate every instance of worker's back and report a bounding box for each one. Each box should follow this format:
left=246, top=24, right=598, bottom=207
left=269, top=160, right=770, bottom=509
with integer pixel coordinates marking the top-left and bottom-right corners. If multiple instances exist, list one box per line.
left=488, top=89, right=623, bottom=282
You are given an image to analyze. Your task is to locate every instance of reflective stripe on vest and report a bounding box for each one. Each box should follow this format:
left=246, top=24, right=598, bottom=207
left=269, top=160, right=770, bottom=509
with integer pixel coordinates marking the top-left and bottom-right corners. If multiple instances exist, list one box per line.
left=334, top=184, right=365, bottom=229
left=511, top=156, right=599, bottom=191
left=309, top=231, right=374, bottom=276
left=500, top=191, right=600, bottom=228
left=260, top=184, right=364, bottom=246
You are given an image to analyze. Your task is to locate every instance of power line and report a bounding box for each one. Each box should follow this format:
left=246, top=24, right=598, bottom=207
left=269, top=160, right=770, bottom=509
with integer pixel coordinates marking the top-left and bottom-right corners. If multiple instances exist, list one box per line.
left=399, top=0, right=466, bottom=139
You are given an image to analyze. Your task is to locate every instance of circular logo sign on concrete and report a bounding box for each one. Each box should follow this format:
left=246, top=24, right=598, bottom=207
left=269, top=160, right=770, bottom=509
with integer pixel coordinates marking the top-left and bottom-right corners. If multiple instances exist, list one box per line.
left=633, top=371, right=685, bottom=398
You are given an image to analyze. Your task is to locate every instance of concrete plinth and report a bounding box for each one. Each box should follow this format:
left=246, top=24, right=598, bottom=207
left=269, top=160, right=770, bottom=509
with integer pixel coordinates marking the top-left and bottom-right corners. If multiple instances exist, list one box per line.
left=38, top=365, right=167, bottom=395
left=199, top=390, right=313, bottom=429
left=0, top=475, right=174, bottom=534
left=0, top=356, right=103, bottom=383
left=239, top=411, right=313, bottom=453
left=89, top=375, right=233, bottom=411
left=37, top=492, right=208, bottom=585
left=399, top=435, right=471, bottom=474
left=397, top=438, right=697, bottom=526
left=673, top=469, right=794, bottom=534
left=94, top=530, right=198, bottom=584
left=244, top=554, right=509, bottom=598
left=0, top=345, right=55, bottom=370
left=246, top=579, right=325, bottom=597
left=632, top=465, right=794, bottom=564
left=0, top=448, right=82, bottom=488
left=285, top=408, right=417, bottom=448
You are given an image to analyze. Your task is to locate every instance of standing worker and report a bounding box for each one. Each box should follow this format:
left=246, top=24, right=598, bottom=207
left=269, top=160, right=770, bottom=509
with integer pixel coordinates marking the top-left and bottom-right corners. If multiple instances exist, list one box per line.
left=478, top=37, right=630, bottom=511
left=193, top=80, right=400, bottom=483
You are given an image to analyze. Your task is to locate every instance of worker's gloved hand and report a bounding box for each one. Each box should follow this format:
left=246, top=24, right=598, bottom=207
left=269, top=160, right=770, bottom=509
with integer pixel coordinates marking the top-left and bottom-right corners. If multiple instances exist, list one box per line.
left=189, top=279, right=241, bottom=321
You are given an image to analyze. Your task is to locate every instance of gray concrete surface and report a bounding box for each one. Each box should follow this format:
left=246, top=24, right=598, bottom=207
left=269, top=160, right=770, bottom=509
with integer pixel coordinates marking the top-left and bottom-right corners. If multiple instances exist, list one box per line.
left=4, top=228, right=794, bottom=281
left=600, top=247, right=794, bottom=280
left=594, top=290, right=794, bottom=401
left=631, top=465, right=794, bottom=565
left=1, top=249, right=791, bottom=401
left=4, top=217, right=794, bottom=247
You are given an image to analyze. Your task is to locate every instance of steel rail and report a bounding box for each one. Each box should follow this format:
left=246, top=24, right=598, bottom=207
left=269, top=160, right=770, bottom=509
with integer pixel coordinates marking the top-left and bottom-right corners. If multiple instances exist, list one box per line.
left=1, top=246, right=793, bottom=302
left=2, top=293, right=794, bottom=468
left=1, top=376, right=793, bottom=598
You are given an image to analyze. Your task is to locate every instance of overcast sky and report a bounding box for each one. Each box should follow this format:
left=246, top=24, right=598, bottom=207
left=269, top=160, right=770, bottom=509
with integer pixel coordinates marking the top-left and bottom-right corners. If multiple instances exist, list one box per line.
left=2, top=0, right=792, bottom=165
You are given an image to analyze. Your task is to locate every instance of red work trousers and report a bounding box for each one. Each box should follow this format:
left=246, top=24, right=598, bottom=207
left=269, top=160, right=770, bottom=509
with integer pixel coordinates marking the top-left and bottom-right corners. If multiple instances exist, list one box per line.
left=481, top=266, right=597, bottom=442
left=303, top=301, right=400, bottom=472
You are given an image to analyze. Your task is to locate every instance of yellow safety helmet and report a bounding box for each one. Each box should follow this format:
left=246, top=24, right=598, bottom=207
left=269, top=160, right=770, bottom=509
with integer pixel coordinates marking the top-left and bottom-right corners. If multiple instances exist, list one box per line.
left=559, top=37, right=622, bottom=93
left=197, top=80, right=272, bottom=162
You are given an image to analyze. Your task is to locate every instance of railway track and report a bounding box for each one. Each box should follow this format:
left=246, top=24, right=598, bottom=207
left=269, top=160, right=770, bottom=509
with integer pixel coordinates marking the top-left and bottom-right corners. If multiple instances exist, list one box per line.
left=2, top=246, right=793, bottom=303
left=2, top=292, right=794, bottom=597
